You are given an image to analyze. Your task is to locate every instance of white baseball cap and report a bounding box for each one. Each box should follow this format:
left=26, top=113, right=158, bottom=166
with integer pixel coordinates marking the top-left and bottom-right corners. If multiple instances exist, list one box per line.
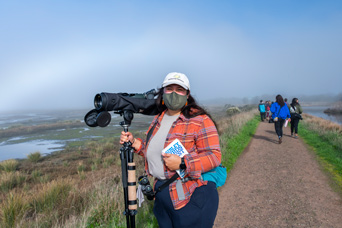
left=162, top=72, right=190, bottom=90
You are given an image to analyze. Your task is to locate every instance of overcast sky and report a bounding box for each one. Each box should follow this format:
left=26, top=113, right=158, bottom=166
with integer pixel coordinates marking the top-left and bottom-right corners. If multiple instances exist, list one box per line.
left=1, top=0, right=341, bottom=112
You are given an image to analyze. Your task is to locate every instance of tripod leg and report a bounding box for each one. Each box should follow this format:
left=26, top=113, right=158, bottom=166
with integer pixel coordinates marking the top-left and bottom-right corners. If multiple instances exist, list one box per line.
left=120, top=148, right=130, bottom=228
left=128, top=162, right=137, bottom=228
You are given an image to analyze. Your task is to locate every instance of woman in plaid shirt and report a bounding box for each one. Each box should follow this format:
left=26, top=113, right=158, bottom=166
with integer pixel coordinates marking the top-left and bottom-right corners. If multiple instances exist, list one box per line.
left=120, top=72, right=221, bottom=228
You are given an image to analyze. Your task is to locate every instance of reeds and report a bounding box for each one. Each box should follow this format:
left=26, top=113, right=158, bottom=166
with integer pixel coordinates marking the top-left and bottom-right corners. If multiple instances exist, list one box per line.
left=0, top=171, right=27, bottom=192
left=0, top=159, right=19, bottom=172
left=0, top=193, right=29, bottom=228
left=0, top=106, right=257, bottom=227
left=27, top=151, right=42, bottom=163
left=300, top=113, right=342, bottom=191
left=0, top=120, right=83, bottom=138
left=216, top=109, right=258, bottom=136
left=301, top=113, right=342, bottom=151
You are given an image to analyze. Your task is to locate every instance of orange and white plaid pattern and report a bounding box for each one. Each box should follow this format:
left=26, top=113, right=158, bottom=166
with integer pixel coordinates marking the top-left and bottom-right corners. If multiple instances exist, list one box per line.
left=135, top=110, right=221, bottom=210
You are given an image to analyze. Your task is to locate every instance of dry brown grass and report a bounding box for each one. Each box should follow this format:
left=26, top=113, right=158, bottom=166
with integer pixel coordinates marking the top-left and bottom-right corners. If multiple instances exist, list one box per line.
left=301, top=113, right=342, bottom=152
left=0, top=121, right=84, bottom=139
left=0, top=108, right=257, bottom=227
left=0, top=133, right=146, bottom=227
left=0, top=159, right=19, bottom=172
left=216, top=109, right=259, bottom=136
left=302, top=113, right=342, bottom=134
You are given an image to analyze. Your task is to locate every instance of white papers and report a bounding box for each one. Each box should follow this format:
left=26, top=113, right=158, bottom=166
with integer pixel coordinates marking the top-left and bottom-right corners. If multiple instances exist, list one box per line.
left=284, top=119, right=288, bottom=127
left=162, top=139, right=188, bottom=178
left=136, top=184, right=145, bottom=207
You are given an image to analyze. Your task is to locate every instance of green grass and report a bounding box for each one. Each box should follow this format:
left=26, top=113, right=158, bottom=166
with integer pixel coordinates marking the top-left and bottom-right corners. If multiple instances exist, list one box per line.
left=299, top=124, right=342, bottom=191
left=0, top=159, right=19, bottom=172
left=0, top=193, right=29, bottom=228
left=0, top=110, right=258, bottom=227
left=27, top=151, right=42, bottom=163
left=0, top=172, right=27, bottom=192
left=221, top=115, right=260, bottom=173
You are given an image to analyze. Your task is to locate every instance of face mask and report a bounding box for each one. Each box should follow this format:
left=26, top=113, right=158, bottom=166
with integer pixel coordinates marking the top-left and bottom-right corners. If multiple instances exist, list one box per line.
left=163, top=92, right=187, bottom=111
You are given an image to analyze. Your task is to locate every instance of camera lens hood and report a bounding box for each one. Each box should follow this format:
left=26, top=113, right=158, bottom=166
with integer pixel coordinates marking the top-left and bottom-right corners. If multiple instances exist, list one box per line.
left=84, top=109, right=111, bottom=127
left=96, top=111, right=111, bottom=127
left=84, top=109, right=100, bottom=127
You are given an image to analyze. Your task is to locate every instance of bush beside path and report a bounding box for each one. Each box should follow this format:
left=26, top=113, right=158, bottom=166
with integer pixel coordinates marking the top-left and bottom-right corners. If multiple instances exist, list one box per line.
left=214, top=121, right=342, bottom=227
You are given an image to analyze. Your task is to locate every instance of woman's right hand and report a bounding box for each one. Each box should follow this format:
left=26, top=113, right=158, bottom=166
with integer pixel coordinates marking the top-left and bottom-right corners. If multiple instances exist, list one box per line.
left=120, top=131, right=134, bottom=145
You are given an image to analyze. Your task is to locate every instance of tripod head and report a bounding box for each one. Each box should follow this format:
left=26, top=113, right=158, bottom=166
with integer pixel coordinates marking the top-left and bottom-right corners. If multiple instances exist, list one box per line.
left=116, top=110, right=134, bottom=132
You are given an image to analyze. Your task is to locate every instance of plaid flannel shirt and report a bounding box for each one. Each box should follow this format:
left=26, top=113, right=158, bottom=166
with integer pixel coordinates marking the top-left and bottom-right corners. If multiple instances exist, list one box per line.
left=135, top=110, right=221, bottom=210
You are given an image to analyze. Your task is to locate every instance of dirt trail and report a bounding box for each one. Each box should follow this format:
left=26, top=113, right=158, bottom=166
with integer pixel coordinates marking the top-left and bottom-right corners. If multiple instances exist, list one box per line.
left=214, top=121, right=342, bottom=228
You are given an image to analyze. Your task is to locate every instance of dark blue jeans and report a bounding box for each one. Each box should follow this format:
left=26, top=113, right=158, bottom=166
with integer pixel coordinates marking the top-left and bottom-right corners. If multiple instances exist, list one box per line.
left=274, top=118, right=285, bottom=138
left=260, top=112, right=266, bottom=121
left=153, top=180, right=219, bottom=228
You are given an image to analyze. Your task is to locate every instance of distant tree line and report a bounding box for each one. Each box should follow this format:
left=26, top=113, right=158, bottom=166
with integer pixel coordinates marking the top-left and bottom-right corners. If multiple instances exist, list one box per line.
left=202, top=93, right=342, bottom=105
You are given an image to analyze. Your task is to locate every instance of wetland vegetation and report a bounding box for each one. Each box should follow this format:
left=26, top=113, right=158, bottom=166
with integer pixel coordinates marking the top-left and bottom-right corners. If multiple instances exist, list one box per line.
left=0, top=106, right=258, bottom=227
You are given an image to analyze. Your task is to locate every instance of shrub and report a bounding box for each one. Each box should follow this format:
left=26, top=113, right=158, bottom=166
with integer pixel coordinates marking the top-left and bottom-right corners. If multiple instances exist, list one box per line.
left=0, top=171, right=26, bottom=192
left=27, top=151, right=42, bottom=163
left=39, top=174, right=50, bottom=184
left=91, top=163, right=98, bottom=171
left=0, top=193, right=29, bottom=228
left=226, top=107, right=241, bottom=116
left=103, top=156, right=115, bottom=168
left=77, top=162, right=85, bottom=174
left=31, top=170, right=42, bottom=182
left=0, top=159, right=19, bottom=172
left=31, top=179, right=73, bottom=214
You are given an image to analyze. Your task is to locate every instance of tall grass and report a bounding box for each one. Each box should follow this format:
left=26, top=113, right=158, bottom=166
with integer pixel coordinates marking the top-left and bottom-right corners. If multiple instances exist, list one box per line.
left=0, top=171, right=27, bottom=192
left=0, top=120, right=83, bottom=138
left=0, top=193, right=29, bottom=228
left=218, top=110, right=259, bottom=173
left=299, top=113, right=342, bottom=191
left=0, top=159, right=19, bottom=172
left=27, top=151, right=42, bottom=163
left=0, top=107, right=259, bottom=228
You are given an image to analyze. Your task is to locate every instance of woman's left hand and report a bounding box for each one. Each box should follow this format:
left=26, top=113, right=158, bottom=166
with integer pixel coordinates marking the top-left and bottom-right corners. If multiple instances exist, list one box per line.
left=162, top=153, right=181, bottom=171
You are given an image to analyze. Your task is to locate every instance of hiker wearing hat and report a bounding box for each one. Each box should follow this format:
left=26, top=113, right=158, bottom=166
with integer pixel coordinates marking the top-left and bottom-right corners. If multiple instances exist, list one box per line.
left=120, top=72, right=221, bottom=228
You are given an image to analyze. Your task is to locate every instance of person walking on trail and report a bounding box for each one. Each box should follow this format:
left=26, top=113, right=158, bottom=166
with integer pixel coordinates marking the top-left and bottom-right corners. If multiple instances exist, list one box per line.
left=258, top=100, right=266, bottom=122
left=265, top=101, right=271, bottom=120
left=289, top=98, right=303, bottom=138
left=120, top=72, right=221, bottom=228
left=270, top=95, right=291, bottom=144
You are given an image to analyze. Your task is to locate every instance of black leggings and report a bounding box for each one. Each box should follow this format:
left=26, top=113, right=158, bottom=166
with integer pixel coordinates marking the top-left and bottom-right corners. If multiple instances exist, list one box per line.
left=274, top=118, right=285, bottom=138
left=291, top=118, right=300, bottom=134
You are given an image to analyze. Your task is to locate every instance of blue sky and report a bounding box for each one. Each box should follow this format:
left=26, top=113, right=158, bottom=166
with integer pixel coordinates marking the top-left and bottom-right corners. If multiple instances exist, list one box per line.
left=1, top=1, right=341, bottom=112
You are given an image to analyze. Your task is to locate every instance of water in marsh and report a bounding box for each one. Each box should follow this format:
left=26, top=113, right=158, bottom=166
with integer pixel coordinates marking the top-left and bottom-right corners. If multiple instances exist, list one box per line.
left=0, top=109, right=153, bottom=162
left=303, top=106, right=342, bottom=125
left=1, top=106, right=340, bottom=162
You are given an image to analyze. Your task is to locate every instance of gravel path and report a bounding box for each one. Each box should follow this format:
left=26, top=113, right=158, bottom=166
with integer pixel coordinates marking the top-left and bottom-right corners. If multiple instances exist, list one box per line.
left=214, top=121, right=342, bottom=228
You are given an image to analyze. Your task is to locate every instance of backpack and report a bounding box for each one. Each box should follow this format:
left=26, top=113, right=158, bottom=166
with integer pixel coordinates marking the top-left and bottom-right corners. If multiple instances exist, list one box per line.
left=259, top=104, right=266, bottom=113
left=201, top=164, right=227, bottom=188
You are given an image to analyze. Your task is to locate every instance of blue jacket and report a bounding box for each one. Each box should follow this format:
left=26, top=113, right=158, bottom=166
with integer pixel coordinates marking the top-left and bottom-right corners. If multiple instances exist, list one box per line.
left=270, top=102, right=290, bottom=119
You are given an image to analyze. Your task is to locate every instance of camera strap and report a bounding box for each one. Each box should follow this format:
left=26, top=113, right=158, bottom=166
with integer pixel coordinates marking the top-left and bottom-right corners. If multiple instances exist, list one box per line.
left=155, top=173, right=179, bottom=194
left=146, top=115, right=161, bottom=145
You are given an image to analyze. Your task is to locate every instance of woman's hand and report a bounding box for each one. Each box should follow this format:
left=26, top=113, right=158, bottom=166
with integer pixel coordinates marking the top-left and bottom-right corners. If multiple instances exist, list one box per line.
left=120, top=131, right=134, bottom=145
left=119, top=131, right=141, bottom=150
left=162, top=153, right=181, bottom=171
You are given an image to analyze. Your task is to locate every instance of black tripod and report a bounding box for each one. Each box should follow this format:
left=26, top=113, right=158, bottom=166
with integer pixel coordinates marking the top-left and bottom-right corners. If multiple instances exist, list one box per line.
left=118, top=110, right=137, bottom=228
